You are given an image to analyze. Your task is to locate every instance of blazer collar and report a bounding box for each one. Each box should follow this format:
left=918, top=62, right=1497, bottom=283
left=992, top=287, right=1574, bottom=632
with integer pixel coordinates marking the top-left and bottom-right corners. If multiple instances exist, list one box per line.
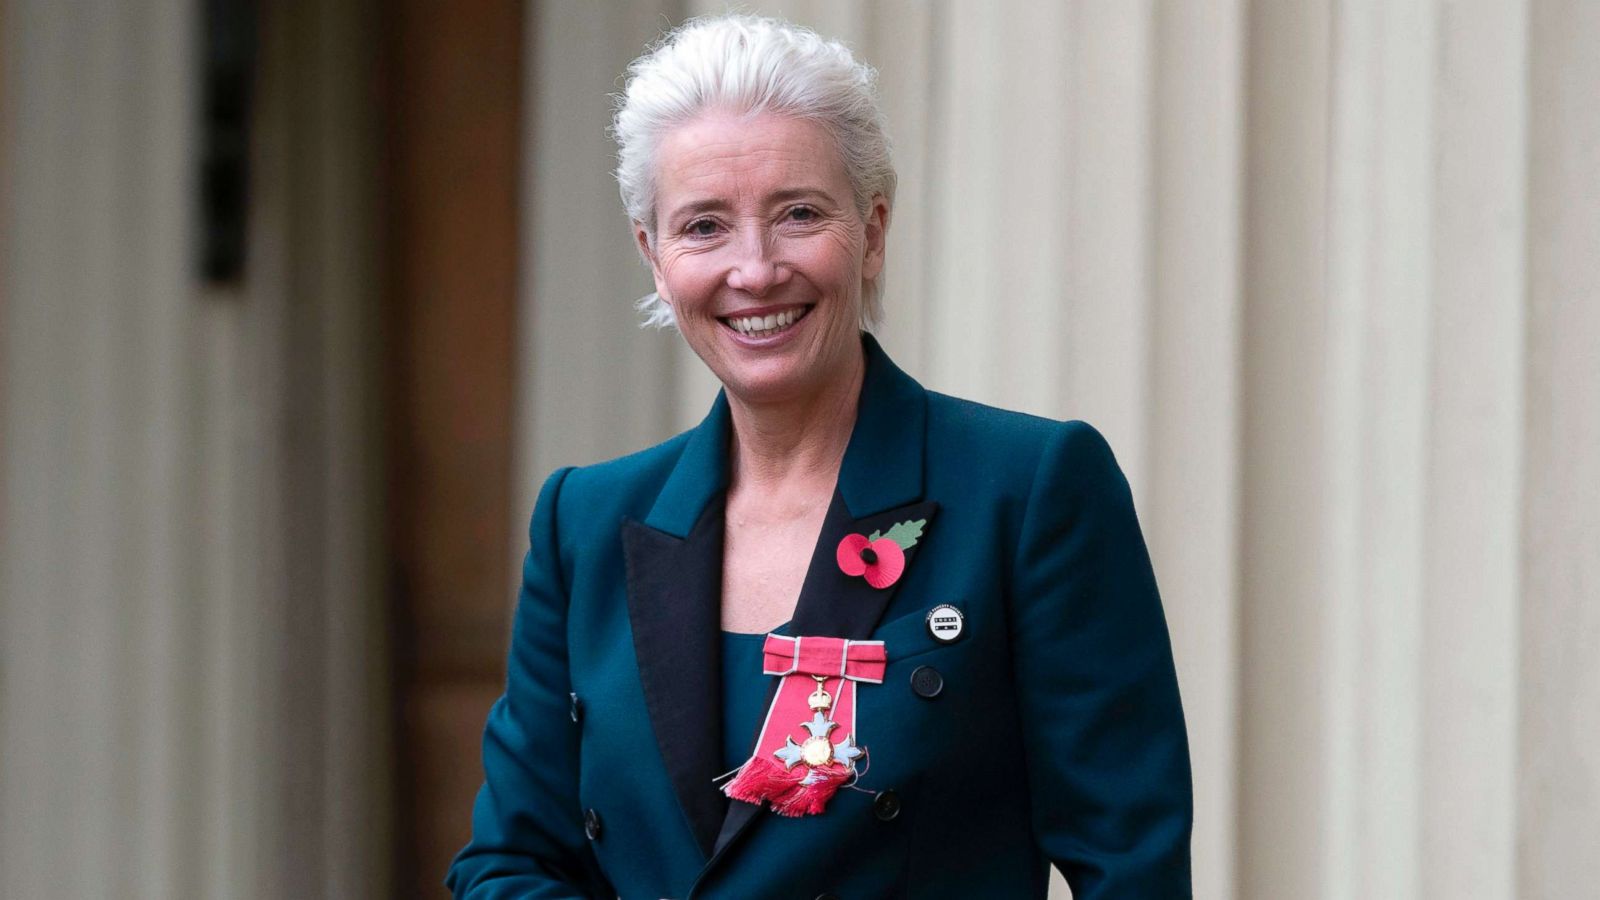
left=643, top=331, right=928, bottom=537
left=624, top=332, right=936, bottom=863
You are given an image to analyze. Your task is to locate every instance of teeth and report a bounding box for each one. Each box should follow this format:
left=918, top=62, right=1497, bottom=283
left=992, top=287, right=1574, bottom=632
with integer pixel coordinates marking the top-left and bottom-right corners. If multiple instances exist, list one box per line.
left=727, top=307, right=806, bottom=336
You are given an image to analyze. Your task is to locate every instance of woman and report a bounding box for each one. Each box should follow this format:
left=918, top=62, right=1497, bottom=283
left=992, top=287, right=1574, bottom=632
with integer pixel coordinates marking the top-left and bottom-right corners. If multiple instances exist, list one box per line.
left=449, top=14, right=1191, bottom=899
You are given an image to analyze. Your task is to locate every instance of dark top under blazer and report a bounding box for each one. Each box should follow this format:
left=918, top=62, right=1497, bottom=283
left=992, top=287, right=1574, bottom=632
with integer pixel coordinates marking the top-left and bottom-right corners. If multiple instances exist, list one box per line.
left=447, top=334, right=1193, bottom=899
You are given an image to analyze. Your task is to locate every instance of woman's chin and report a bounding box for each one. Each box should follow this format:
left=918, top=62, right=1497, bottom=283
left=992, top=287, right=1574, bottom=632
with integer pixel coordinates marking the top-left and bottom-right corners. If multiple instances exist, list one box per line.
left=708, top=328, right=808, bottom=398
left=695, top=310, right=859, bottom=407
left=716, top=342, right=864, bottom=410
left=718, top=360, right=819, bottom=406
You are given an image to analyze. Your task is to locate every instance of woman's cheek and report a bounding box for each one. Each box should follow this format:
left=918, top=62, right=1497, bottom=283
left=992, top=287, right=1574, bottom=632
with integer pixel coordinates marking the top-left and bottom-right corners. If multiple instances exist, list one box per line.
left=657, top=248, right=724, bottom=313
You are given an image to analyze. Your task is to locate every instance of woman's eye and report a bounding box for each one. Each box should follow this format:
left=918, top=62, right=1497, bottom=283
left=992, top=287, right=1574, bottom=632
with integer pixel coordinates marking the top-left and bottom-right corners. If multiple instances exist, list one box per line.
left=788, top=206, right=818, bottom=222
left=686, top=219, right=718, bottom=237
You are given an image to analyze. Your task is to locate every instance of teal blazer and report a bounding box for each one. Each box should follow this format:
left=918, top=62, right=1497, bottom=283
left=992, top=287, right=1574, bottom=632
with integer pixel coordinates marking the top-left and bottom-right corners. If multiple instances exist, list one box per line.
left=448, top=335, right=1192, bottom=899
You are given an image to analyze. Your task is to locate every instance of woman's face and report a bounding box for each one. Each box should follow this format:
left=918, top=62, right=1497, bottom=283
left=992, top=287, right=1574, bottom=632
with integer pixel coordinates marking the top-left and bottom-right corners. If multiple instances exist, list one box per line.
left=638, top=111, right=887, bottom=407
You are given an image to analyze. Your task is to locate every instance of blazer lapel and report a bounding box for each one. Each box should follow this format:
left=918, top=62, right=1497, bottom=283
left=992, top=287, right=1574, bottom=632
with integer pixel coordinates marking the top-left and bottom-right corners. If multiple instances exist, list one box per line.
left=789, top=492, right=939, bottom=639
left=708, top=333, right=938, bottom=861
left=622, top=394, right=733, bottom=860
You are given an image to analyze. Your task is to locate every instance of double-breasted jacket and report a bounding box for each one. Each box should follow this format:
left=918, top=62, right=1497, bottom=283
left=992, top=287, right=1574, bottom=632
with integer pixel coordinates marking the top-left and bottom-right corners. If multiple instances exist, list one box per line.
left=448, top=335, right=1192, bottom=899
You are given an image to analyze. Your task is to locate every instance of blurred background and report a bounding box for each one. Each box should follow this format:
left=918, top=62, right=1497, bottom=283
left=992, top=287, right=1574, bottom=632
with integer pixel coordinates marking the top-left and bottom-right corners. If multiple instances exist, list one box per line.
left=2, top=1, right=1596, bottom=898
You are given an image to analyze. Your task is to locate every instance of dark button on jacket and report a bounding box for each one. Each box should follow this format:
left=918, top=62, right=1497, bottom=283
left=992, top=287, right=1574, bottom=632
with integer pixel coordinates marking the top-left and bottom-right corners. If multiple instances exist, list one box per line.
left=872, top=789, right=902, bottom=822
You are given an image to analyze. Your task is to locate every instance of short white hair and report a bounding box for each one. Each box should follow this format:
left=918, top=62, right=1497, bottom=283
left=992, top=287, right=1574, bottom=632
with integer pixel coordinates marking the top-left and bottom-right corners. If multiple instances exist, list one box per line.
left=611, top=13, right=896, bottom=329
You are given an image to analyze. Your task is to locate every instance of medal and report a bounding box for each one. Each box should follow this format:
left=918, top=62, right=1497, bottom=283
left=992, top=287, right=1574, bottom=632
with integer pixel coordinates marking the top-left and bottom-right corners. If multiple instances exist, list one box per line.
left=722, top=635, right=886, bottom=817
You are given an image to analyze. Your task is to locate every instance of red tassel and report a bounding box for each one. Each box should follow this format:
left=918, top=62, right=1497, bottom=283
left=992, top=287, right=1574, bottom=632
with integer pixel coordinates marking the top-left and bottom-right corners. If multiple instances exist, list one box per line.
left=723, top=757, right=851, bottom=817
left=723, top=755, right=802, bottom=806
left=767, top=764, right=849, bottom=817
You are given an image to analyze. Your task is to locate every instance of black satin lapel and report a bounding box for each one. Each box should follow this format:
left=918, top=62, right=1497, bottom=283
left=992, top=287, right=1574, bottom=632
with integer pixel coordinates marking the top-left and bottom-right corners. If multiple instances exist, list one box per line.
left=790, top=490, right=941, bottom=639
left=708, top=490, right=940, bottom=860
left=622, top=502, right=727, bottom=859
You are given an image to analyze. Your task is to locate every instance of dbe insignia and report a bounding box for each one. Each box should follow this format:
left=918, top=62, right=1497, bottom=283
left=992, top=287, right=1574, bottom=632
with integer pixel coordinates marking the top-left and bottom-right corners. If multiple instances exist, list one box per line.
left=924, top=604, right=965, bottom=643
left=722, top=635, right=885, bottom=817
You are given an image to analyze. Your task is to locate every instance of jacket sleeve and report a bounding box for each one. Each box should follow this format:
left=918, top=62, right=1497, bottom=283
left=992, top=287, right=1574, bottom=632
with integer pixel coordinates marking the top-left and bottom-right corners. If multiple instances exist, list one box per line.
left=446, top=466, right=614, bottom=899
left=1009, top=421, right=1193, bottom=897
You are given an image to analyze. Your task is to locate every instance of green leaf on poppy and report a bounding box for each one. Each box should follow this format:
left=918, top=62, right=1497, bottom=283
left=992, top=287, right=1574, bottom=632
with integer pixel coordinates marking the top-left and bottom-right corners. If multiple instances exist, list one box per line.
left=869, top=518, right=926, bottom=550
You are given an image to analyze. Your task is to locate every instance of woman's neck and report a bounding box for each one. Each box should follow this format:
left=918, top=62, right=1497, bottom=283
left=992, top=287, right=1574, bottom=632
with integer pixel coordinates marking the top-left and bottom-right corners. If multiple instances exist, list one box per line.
left=725, top=348, right=865, bottom=494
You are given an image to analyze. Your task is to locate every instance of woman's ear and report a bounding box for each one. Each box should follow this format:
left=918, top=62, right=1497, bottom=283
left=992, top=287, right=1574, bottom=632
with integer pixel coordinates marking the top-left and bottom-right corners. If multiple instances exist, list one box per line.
left=861, top=195, right=890, bottom=281
left=633, top=221, right=670, bottom=303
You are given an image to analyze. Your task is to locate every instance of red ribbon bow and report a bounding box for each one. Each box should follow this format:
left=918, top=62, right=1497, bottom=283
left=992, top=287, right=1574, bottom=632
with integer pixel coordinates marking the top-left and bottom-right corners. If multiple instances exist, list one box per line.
left=761, top=635, right=887, bottom=681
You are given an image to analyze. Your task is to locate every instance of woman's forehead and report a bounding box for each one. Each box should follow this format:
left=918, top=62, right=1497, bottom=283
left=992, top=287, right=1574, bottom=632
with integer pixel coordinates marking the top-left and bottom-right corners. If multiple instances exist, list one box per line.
left=655, top=112, right=850, bottom=210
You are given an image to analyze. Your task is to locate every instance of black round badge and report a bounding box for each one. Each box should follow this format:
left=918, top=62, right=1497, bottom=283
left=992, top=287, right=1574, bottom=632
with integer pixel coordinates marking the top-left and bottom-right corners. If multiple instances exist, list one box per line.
left=924, top=603, right=965, bottom=644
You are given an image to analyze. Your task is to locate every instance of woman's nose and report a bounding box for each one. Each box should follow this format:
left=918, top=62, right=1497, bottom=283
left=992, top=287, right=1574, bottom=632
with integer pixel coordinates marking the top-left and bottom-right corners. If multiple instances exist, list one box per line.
left=725, top=230, right=790, bottom=296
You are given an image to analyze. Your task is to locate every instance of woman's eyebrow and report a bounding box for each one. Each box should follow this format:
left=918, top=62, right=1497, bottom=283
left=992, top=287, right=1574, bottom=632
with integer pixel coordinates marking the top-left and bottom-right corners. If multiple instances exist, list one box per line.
left=765, top=187, right=836, bottom=205
left=666, top=188, right=840, bottom=223
left=665, top=198, right=729, bottom=222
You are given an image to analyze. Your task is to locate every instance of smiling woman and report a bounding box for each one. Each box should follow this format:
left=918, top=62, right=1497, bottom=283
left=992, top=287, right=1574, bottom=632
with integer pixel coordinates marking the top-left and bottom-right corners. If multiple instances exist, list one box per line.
left=448, top=14, right=1192, bottom=899
left=638, top=110, right=885, bottom=409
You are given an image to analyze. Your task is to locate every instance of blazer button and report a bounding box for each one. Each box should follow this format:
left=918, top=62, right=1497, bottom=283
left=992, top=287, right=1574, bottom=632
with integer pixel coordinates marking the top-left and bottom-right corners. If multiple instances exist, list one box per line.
left=584, top=808, right=602, bottom=841
left=872, top=789, right=902, bottom=821
left=910, top=665, right=944, bottom=699
left=569, top=692, right=583, bottom=724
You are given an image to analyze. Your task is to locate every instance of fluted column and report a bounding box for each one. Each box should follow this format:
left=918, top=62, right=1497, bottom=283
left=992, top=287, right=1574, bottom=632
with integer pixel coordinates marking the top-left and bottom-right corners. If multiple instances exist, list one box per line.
left=1520, top=1, right=1600, bottom=895
left=1422, top=1, right=1526, bottom=896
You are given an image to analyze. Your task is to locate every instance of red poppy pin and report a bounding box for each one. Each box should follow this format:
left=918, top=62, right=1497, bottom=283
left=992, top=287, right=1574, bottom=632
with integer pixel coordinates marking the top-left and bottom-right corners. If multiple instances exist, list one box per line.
left=836, top=519, right=926, bottom=589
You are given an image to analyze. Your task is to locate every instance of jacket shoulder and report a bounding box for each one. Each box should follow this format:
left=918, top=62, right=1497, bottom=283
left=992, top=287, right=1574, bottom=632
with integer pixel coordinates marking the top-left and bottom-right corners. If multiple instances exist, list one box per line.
left=926, top=389, right=1108, bottom=460
left=926, top=390, right=1060, bottom=439
left=543, top=428, right=696, bottom=534
left=922, top=391, right=1124, bottom=513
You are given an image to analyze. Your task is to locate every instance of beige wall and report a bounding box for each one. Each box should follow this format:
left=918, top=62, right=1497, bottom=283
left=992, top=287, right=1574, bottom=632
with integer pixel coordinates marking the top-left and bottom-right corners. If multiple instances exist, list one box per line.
left=0, top=1, right=390, bottom=898
left=518, top=2, right=1600, bottom=898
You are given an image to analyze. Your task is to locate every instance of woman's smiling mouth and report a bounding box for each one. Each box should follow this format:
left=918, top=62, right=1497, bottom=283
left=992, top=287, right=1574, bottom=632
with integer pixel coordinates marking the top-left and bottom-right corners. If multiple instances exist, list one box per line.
left=719, top=304, right=814, bottom=340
